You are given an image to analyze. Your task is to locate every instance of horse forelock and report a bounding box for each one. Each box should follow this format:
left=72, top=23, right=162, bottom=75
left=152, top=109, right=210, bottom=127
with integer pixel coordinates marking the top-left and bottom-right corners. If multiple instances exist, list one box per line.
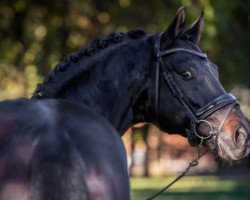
left=32, top=29, right=146, bottom=99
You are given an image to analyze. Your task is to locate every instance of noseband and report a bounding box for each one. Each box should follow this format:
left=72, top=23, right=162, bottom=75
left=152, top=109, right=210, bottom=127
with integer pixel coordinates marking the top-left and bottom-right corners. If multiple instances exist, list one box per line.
left=154, top=33, right=238, bottom=146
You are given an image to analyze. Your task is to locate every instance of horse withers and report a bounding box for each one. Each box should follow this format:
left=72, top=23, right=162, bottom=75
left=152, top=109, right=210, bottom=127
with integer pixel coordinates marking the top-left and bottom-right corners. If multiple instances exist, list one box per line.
left=0, top=6, right=249, bottom=200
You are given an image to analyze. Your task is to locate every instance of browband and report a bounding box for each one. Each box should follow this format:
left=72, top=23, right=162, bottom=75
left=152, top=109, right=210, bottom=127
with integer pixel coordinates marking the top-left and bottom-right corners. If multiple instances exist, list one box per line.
left=156, top=48, right=207, bottom=59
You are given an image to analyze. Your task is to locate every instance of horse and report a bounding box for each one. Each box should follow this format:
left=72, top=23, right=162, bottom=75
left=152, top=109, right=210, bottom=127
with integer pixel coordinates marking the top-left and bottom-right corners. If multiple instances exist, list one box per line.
left=0, top=99, right=128, bottom=200
left=0, top=6, right=249, bottom=200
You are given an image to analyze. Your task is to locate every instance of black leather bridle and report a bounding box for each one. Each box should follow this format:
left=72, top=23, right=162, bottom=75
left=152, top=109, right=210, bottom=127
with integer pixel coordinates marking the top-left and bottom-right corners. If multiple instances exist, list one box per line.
left=154, top=33, right=238, bottom=146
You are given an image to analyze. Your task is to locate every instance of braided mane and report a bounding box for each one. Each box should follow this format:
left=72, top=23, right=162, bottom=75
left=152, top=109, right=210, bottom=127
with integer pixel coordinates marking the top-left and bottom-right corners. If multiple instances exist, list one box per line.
left=32, top=29, right=146, bottom=98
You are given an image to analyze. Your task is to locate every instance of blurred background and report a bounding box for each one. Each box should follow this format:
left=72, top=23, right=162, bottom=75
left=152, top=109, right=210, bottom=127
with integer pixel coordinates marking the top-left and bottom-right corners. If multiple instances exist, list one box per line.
left=0, top=0, right=250, bottom=199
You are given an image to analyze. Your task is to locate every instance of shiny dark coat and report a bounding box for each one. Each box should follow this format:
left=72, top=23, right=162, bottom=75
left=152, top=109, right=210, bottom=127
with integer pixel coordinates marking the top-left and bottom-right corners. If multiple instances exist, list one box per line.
left=0, top=99, right=129, bottom=200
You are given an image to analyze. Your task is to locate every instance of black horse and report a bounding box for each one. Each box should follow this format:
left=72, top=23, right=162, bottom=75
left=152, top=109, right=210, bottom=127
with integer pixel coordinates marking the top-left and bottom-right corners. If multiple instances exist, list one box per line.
left=0, top=7, right=250, bottom=200
left=0, top=99, right=128, bottom=200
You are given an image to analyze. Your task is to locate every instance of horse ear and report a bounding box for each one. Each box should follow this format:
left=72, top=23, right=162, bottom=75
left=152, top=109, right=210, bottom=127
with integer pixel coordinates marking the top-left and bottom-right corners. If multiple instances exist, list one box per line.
left=184, top=11, right=204, bottom=43
left=161, top=6, right=186, bottom=49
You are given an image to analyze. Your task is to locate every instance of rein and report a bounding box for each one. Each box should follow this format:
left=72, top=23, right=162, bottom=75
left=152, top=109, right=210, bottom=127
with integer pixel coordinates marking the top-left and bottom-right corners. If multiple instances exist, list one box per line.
left=145, top=145, right=207, bottom=200
left=145, top=102, right=236, bottom=200
left=147, top=33, right=239, bottom=199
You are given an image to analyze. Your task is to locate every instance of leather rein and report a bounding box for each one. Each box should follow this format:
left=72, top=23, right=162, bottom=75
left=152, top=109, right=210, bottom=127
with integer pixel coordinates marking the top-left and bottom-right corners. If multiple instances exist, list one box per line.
left=146, top=33, right=238, bottom=200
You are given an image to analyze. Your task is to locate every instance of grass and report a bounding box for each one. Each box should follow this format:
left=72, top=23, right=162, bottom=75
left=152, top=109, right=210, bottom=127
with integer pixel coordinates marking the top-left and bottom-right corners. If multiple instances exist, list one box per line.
left=131, top=176, right=250, bottom=200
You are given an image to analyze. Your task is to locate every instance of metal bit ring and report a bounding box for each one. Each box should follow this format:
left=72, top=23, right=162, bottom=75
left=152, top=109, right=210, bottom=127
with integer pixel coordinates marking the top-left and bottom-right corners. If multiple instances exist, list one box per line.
left=193, top=120, right=214, bottom=140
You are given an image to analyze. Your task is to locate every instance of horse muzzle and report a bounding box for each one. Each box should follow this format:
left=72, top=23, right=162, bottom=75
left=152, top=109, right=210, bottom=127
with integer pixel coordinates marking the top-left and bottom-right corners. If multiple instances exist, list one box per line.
left=197, top=105, right=250, bottom=161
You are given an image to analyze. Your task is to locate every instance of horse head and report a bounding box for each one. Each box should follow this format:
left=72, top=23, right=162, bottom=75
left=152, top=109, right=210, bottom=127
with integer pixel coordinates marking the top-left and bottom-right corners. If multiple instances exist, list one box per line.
left=155, top=7, right=250, bottom=161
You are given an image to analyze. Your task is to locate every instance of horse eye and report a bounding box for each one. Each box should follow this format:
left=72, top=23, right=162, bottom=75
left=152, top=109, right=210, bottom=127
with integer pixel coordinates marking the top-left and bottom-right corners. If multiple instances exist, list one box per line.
left=182, top=71, right=192, bottom=79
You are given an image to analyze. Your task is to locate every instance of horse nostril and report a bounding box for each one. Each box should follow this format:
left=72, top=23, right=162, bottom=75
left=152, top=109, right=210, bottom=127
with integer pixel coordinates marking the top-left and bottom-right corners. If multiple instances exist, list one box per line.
left=234, top=127, right=247, bottom=147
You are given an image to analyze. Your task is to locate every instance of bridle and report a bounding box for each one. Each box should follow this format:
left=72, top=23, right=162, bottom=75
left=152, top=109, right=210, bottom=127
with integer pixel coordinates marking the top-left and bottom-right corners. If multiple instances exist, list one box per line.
left=146, top=33, right=239, bottom=200
left=154, top=32, right=238, bottom=146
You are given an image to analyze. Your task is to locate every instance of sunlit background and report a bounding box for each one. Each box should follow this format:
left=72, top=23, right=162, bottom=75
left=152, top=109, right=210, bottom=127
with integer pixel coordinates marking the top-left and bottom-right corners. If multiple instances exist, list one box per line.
left=0, top=0, right=250, bottom=199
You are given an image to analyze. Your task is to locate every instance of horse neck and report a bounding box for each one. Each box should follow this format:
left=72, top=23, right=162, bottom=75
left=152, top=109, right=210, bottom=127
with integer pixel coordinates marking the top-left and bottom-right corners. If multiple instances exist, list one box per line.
left=38, top=36, right=155, bottom=135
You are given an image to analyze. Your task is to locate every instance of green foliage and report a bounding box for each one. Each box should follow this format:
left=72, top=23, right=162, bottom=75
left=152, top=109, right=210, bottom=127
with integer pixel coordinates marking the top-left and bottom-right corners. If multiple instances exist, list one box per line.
left=0, top=0, right=249, bottom=98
